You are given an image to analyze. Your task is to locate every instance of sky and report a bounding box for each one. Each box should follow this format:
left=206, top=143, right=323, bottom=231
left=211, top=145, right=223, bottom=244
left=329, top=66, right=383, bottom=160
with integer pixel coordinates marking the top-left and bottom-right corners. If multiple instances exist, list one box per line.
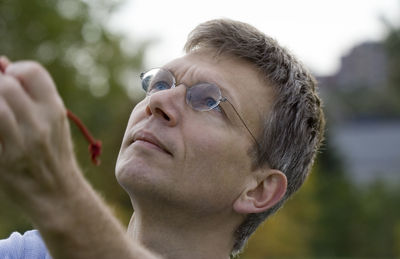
left=109, top=0, right=399, bottom=76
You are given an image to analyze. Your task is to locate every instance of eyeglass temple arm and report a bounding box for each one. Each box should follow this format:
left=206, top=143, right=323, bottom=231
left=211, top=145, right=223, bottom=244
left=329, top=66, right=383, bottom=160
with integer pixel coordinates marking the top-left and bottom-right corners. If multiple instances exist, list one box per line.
left=222, top=98, right=259, bottom=146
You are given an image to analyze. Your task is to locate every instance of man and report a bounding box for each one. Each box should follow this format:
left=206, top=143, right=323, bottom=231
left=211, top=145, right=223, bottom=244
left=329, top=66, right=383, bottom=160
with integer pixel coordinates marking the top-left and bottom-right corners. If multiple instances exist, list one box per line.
left=0, top=19, right=325, bottom=258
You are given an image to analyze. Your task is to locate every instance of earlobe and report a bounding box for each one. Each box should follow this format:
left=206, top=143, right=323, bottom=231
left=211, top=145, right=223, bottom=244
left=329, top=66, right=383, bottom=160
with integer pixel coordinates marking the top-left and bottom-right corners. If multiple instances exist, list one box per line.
left=233, top=169, right=287, bottom=214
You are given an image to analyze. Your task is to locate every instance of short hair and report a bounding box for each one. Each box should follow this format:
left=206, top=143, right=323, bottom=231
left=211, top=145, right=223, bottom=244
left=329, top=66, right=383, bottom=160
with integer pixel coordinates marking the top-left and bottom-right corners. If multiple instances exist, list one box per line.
left=184, top=19, right=325, bottom=255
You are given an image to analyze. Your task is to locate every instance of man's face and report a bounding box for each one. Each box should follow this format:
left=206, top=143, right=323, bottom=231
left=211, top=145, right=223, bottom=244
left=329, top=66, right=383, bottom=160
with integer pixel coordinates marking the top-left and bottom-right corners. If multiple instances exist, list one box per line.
left=116, top=50, right=274, bottom=214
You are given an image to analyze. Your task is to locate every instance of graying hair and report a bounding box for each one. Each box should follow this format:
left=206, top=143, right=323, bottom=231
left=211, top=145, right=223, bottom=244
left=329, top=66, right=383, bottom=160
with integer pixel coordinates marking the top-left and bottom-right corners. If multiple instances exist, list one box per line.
left=184, top=19, right=325, bottom=256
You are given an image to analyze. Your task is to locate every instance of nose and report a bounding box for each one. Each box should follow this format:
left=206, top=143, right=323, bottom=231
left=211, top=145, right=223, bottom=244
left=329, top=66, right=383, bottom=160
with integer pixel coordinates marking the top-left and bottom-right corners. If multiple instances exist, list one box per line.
left=145, top=85, right=186, bottom=126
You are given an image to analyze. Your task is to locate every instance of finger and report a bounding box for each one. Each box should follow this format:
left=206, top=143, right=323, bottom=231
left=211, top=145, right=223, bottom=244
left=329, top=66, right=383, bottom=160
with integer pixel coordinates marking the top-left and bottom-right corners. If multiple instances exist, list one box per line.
left=0, top=56, right=11, bottom=73
left=0, top=73, right=34, bottom=123
left=0, top=96, right=20, bottom=151
left=5, top=61, right=59, bottom=103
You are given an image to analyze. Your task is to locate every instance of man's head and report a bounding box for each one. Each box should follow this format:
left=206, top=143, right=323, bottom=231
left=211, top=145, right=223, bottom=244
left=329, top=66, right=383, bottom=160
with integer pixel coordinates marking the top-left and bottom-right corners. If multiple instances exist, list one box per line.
left=116, top=48, right=284, bottom=215
left=116, top=18, right=324, bottom=256
left=184, top=19, right=325, bottom=254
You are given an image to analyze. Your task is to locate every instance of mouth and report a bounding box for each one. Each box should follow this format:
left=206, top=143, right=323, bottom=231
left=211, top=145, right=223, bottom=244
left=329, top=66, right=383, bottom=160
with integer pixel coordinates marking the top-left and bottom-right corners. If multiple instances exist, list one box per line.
left=131, top=131, right=173, bottom=156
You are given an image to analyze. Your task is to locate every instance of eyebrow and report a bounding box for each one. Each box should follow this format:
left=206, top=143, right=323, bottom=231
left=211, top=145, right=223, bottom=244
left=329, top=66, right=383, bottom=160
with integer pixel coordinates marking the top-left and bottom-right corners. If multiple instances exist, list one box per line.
left=193, top=70, right=240, bottom=105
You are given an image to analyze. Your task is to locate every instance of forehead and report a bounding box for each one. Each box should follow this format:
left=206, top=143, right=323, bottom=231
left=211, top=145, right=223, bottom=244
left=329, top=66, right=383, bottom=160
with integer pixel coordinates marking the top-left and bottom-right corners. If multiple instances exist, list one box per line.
left=163, top=50, right=274, bottom=135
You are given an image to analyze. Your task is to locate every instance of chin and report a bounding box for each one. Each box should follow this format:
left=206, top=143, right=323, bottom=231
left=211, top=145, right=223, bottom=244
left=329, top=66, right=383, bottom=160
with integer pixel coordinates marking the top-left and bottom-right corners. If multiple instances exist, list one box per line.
left=115, top=156, right=164, bottom=198
left=116, top=157, right=147, bottom=182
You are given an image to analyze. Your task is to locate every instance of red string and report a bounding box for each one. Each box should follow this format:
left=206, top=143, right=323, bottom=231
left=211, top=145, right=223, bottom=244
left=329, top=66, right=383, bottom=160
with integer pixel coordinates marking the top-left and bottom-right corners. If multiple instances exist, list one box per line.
left=67, top=110, right=102, bottom=165
left=0, top=59, right=101, bottom=165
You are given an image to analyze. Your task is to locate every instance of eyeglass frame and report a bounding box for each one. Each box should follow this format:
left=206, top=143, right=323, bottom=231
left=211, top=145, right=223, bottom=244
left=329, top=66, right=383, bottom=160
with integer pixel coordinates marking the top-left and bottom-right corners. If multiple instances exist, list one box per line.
left=140, top=68, right=259, bottom=147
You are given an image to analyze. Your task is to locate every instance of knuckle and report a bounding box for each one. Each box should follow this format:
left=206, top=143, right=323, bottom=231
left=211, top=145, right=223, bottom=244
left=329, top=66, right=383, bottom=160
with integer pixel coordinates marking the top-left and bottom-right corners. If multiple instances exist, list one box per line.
left=35, top=123, right=51, bottom=142
left=40, top=103, right=66, bottom=122
left=26, top=124, right=51, bottom=156
left=24, top=61, right=46, bottom=77
left=0, top=76, right=19, bottom=97
left=7, top=60, right=47, bottom=81
left=0, top=75, right=18, bottom=90
left=35, top=128, right=52, bottom=158
left=54, top=101, right=67, bottom=117
left=29, top=61, right=44, bottom=71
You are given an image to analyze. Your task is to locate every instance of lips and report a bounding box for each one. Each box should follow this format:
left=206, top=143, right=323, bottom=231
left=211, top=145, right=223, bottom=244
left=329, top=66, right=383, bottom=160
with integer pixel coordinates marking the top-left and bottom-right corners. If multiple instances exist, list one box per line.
left=131, top=131, right=172, bottom=156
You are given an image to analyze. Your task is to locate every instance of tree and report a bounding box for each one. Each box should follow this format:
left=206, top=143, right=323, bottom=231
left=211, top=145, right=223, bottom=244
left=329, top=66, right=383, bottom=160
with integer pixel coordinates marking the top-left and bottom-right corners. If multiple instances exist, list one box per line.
left=0, top=0, right=147, bottom=236
left=385, top=17, right=400, bottom=99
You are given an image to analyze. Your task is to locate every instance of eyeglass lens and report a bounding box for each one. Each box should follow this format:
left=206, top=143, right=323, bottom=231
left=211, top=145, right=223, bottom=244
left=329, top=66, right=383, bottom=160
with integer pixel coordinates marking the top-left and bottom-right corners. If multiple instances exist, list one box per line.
left=141, top=68, right=175, bottom=93
left=141, top=68, right=223, bottom=111
left=140, top=68, right=260, bottom=146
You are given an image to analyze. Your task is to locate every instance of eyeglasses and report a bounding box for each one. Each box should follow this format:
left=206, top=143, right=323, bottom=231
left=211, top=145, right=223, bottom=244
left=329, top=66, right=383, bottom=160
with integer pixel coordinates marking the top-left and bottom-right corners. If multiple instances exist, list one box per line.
left=140, top=68, right=258, bottom=146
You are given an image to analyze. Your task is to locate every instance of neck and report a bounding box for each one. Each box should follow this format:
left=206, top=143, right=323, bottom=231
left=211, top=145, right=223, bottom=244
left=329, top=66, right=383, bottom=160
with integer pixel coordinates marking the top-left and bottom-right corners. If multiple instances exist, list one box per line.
left=127, top=204, right=241, bottom=259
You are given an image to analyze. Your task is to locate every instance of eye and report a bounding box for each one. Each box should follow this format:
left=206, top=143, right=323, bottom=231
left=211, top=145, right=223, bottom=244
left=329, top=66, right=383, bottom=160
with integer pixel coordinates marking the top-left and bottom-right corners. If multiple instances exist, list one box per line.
left=204, top=97, right=225, bottom=114
left=150, top=81, right=170, bottom=92
left=205, top=97, right=217, bottom=108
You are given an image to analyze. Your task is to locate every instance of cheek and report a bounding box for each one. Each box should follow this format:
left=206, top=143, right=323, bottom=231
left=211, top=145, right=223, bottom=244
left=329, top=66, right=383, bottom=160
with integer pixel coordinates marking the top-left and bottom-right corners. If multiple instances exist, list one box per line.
left=127, top=100, right=147, bottom=128
left=184, top=120, right=251, bottom=170
left=179, top=123, right=252, bottom=201
left=116, top=100, right=152, bottom=186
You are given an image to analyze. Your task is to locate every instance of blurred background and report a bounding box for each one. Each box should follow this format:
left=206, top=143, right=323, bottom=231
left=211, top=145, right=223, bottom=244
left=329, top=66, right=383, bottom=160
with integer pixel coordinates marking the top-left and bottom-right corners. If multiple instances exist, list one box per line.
left=0, top=0, right=399, bottom=258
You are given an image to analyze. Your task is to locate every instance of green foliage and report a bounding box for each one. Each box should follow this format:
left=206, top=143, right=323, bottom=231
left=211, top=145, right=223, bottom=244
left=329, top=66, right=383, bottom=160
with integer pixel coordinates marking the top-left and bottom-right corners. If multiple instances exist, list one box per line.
left=238, top=171, right=319, bottom=259
left=238, top=133, right=400, bottom=258
left=0, top=0, right=146, bottom=236
left=1, top=1, right=400, bottom=258
left=239, top=16, right=400, bottom=254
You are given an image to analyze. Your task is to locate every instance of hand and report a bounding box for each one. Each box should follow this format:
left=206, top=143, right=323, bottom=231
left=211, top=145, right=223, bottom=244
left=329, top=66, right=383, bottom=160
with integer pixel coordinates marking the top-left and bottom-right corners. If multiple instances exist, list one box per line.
left=0, top=57, right=160, bottom=259
left=0, top=57, right=78, bottom=218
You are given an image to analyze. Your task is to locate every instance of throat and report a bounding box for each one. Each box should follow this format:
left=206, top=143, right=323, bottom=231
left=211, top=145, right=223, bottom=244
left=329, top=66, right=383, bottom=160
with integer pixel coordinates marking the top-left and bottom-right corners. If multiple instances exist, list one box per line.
left=127, top=210, right=236, bottom=259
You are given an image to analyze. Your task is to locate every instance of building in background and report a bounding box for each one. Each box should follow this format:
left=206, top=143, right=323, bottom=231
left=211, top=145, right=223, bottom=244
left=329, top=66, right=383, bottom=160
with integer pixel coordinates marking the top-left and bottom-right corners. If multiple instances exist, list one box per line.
left=318, top=41, right=400, bottom=184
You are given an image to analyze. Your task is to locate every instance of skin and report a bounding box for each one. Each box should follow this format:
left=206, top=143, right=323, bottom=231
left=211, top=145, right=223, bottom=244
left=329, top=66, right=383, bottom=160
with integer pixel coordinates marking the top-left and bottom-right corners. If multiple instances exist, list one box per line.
left=0, top=57, right=160, bottom=259
left=0, top=50, right=287, bottom=259
left=117, top=50, right=287, bottom=259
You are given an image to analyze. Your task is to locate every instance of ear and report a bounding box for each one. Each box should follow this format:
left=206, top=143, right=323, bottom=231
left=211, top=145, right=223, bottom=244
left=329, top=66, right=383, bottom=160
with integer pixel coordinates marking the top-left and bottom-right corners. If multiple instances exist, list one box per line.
left=233, top=169, right=287, bottom=214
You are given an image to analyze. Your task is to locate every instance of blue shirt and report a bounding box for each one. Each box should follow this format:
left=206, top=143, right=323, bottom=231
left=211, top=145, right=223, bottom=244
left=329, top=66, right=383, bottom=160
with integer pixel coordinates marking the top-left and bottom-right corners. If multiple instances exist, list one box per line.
left=0, top=230, right=51, bottom=259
